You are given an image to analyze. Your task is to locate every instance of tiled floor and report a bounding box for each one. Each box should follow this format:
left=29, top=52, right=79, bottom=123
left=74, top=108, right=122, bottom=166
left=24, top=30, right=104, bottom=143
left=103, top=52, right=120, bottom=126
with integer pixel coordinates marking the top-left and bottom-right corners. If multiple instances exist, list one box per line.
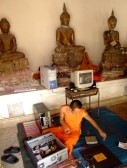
left=0, top=95, right=127, bottom=168
left=0, top=127, right=23, bottom=168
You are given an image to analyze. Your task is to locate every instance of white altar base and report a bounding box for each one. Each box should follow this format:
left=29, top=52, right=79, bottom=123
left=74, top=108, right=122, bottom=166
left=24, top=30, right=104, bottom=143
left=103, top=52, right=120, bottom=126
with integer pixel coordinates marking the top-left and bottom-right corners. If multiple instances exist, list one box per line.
left=0, top=78, right=127, bottom=121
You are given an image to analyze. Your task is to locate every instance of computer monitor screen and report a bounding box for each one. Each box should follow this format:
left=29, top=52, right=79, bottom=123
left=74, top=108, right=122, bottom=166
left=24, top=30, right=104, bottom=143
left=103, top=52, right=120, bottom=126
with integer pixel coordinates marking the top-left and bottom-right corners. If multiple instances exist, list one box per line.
left=71, top=69, right=93, bottom=90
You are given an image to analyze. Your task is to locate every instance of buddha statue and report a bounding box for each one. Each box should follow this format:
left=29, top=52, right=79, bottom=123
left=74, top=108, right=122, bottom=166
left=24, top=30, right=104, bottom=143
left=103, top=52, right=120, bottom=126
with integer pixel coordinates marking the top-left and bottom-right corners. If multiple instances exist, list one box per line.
left=53, top=4, right=85, bottom=68
left=53, top=4, right=96, bottom=86
left=55, top=4, right=85, bottom=53
left=103, top=10, right=121, bottom=51
left=101, top=11, right=127, bottom=78
left=0, top=18, right=29, bottom=74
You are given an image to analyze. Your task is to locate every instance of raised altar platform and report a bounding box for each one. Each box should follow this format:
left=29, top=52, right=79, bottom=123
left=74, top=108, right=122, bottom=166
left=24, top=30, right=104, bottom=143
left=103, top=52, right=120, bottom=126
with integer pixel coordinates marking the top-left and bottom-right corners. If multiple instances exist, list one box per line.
left=0, top=77, right=127, bottom=120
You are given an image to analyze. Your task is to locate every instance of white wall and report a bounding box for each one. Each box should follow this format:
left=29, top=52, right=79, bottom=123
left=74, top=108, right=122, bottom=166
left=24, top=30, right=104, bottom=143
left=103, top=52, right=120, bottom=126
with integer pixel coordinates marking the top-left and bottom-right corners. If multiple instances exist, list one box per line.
left=1, top=0, right=127, bottom=71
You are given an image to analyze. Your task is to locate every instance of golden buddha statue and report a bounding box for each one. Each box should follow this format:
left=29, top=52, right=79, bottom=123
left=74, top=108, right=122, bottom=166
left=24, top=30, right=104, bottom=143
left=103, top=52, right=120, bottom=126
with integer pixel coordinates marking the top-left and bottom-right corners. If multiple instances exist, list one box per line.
left=103, top=10, right=121, bottom=51
left=101, top=11, right=127, bottom=78
left=53, top=4, right=96, bottom=86
left=0, top=18, right=29, bottom=74
left=53, top=4, right=85, bottom=68
left=55, top=4, right=85, bottom=53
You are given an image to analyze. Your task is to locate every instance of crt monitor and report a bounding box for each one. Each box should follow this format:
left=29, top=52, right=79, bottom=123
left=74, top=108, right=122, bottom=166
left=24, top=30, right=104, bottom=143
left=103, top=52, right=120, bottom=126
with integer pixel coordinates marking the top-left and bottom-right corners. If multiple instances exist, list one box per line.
left=71, top=69, right=93, bottom=90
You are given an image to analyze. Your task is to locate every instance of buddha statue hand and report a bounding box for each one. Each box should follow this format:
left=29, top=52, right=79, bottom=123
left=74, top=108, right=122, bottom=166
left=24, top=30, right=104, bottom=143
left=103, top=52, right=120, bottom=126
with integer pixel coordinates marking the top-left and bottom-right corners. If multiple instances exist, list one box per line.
left=55, top=45, right=67, bottom=53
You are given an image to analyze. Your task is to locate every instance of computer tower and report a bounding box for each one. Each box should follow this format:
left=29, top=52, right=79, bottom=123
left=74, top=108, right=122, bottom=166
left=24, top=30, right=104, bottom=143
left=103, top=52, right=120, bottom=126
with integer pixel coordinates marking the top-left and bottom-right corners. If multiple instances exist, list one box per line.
left=40, top=65, right=57, bottom=89
left=33, top=103, right=51, bottom=129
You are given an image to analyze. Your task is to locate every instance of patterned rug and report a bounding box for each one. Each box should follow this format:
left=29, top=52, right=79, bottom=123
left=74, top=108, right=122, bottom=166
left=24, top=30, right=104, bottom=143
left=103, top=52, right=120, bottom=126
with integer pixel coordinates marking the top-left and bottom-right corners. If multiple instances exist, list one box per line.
left=73, top=107, right=127, bottom=167
left=17, top=107, right=127, bottom=168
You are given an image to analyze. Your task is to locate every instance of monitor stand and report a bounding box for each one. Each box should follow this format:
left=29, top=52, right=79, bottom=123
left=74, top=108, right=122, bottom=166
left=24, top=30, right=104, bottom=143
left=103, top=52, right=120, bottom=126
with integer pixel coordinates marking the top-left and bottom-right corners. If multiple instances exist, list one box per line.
left=77, top=87, right=89, bottom=91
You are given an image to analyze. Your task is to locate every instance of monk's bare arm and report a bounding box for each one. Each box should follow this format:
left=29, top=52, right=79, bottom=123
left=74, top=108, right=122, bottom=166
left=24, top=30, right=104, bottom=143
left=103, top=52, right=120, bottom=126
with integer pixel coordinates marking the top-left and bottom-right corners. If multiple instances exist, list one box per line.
left=60, top=105, right=71, bottom=134
left=83, top=110, right=107, bottom=139
left=60, top=110, right=68, bottom=129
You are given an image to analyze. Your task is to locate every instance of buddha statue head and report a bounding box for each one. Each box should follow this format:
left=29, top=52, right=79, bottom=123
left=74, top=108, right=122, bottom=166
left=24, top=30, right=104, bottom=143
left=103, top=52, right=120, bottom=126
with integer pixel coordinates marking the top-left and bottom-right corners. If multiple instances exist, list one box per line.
left=108, top=10, right=117, bottom=30
left=60, top=3, right=70, bottom=26
left=0, top=18, right=10, bottom=34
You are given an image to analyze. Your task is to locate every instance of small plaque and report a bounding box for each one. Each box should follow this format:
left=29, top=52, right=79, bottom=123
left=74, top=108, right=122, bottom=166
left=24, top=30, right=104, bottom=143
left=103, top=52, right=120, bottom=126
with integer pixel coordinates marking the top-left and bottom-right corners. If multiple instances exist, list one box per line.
left=110, top=40, right=117, bottom=46
left=93, top=153, right=107, bottom=162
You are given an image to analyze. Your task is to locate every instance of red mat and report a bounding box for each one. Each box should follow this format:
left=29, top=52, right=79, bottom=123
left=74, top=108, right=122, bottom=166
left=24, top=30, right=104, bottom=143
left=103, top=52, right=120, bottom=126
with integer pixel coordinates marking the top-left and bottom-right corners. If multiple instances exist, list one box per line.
left=23, top=120, right=41, bottom=138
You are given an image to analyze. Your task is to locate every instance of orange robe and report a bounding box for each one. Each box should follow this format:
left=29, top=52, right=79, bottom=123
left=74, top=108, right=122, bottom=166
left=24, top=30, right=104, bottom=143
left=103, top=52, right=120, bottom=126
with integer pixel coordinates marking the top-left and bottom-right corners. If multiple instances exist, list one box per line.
left=42, top=110, right=84, bottom=155
left=80, top=52, right=98, bottom=72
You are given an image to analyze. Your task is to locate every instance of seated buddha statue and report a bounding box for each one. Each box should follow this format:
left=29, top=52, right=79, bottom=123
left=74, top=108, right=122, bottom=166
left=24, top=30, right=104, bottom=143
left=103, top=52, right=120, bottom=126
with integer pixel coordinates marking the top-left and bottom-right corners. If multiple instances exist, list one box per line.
left=0, top=18, right=29, bottom=73
left=54, top=4, right=85, bottom=68
left=103, top=10, right=121, bottom=51
left=55, top=4, right=85, bottom=54
left=101, top=11, right=126, bottom=78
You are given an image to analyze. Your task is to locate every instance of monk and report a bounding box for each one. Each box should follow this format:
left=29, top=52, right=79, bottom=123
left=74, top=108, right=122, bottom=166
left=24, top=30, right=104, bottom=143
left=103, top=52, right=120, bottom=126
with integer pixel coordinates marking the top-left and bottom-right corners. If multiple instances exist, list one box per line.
left=43, top=100, right=107, bottom=155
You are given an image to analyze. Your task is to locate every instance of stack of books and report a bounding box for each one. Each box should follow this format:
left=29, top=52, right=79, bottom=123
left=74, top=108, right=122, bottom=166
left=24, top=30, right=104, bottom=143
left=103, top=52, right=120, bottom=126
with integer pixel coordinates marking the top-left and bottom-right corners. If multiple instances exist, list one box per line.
left=54, top=155, right=79, bottom=168
left=80, top=144, right=121, bottom=168
left=85, top=135, right=98, bottom=145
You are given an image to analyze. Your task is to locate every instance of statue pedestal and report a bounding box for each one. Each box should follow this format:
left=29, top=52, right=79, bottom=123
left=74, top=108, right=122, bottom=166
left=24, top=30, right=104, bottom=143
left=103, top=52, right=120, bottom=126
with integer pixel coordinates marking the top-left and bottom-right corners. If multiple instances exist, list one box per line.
left=0, top=57, right=29, bottom=74
left=53, top=65, right=71, bottom=87
left=0, top=69, right=40, bottom=93
left=53, top=50, right=84, bottom=86
left=101, top=49, right=127, bottom=78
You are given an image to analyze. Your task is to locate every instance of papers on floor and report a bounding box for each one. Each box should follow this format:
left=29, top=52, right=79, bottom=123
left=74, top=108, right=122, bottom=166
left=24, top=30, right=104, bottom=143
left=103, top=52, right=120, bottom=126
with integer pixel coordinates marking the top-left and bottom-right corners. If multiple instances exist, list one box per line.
left=118, top=142, right=127, bottom=150
left=85, top=135, right=98, bottom=144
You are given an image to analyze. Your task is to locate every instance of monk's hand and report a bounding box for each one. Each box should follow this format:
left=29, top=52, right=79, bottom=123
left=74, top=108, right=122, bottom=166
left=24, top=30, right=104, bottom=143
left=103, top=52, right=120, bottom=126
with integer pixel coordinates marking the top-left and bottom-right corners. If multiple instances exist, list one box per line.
left=64, top=127, right=71, bottom=134
left=99, top=130, right=107, bottom=140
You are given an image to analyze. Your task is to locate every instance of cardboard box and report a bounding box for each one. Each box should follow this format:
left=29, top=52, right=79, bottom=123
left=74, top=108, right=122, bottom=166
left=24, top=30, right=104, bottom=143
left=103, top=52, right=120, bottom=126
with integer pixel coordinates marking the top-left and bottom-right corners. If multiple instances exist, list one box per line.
left=25, top=133, right=68, bottom=168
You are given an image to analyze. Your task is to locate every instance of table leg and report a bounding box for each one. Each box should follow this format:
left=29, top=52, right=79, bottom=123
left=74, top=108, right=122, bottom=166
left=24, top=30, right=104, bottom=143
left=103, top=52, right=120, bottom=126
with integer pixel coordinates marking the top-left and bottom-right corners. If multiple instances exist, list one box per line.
left=65, top=95, right=67, bottom=104
left=89, top=96, right=91, bottom=109
left=98, top=90, right=100, bottom=116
